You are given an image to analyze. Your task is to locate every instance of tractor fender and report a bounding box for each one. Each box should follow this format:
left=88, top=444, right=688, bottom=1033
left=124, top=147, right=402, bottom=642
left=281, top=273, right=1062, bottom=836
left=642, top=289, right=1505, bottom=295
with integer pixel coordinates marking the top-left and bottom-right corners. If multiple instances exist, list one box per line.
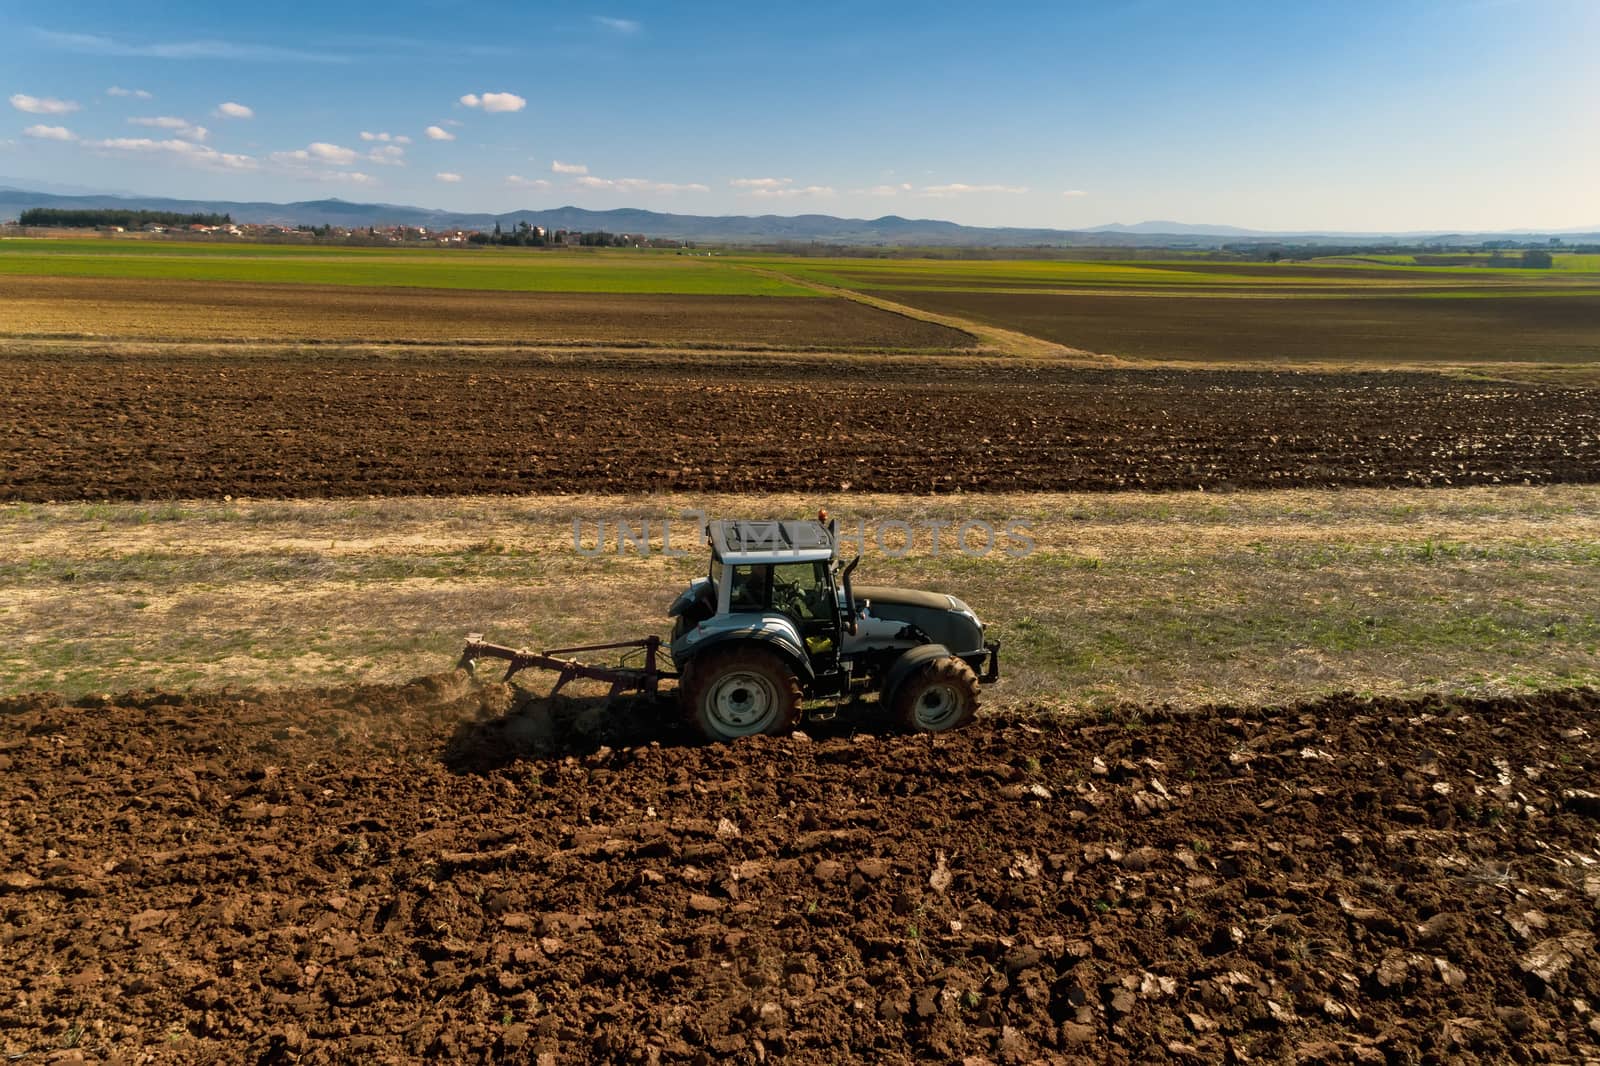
left=676, top=626, right=815, bottom=683
left=881, top=643, right=953, bottom=704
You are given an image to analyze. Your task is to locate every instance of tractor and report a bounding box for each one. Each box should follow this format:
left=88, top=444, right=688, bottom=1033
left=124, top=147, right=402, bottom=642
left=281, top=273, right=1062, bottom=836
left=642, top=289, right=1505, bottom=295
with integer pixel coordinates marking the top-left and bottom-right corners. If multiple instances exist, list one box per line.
left=459, top=516, right=1000, bottom=742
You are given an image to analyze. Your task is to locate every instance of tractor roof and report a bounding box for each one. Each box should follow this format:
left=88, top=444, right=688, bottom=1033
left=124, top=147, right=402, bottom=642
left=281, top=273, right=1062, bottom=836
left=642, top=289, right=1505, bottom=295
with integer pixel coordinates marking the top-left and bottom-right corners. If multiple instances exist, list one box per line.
left=708, top=519, right=836, bottom=564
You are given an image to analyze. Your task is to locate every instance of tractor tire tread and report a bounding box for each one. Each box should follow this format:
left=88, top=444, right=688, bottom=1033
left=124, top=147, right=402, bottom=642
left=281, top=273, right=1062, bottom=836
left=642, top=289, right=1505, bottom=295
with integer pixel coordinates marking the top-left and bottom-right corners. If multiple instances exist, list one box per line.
left=680, top=647, right=803, bottom=742
left=891, top=655, right=981, bottom=733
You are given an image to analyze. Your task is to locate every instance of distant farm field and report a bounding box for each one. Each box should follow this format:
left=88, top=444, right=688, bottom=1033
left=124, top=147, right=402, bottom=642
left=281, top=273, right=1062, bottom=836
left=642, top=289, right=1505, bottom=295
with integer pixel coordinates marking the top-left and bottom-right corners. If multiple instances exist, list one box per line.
left=0, top=239, right=814, bottom=296
left=0, top=275, right=970, bottom=349
left=758, top=254, right=1600, bottom=293
left=879, top=290, right=1600, bottom=363
left=5, top=238, right=1600, bottom=363
left=1335, top=252, right=1600, bottom=272
left=755, top=254, right=1600, bottom=363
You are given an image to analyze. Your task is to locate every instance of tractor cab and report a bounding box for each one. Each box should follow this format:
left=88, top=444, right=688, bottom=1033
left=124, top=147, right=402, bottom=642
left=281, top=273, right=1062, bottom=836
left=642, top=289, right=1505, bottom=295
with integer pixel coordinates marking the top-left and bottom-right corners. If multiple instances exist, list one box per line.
left=672, top=519, right=846, bottom=668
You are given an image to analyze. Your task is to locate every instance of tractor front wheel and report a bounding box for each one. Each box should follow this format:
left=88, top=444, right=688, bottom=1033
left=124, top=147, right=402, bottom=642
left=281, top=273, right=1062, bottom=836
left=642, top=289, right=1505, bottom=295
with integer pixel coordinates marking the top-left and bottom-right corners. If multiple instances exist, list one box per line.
left=681, top=647, right=803, bottom=742
left=891, top=656, right=980, bottom=733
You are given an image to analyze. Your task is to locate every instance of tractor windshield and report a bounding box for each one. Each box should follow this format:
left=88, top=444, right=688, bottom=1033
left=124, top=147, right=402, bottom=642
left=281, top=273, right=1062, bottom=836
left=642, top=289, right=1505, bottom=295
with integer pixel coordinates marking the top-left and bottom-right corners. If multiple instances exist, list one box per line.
left=771, top=561, right=832, bottom=620
left=715, top=559, right=834, bottom=620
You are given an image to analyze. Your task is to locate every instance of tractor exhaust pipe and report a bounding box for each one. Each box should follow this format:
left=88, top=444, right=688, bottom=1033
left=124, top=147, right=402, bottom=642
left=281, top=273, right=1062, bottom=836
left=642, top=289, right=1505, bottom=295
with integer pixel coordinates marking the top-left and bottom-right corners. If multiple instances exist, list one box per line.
left=840, top=555, right=860, bottom=635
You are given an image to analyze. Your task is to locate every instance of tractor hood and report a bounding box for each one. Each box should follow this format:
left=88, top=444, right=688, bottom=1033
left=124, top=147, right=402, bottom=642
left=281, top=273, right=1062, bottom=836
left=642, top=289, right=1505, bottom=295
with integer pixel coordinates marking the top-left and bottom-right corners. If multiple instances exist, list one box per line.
left=852, top=585, right=973, bottom=614
left=851, top=585, right=985, bottom=655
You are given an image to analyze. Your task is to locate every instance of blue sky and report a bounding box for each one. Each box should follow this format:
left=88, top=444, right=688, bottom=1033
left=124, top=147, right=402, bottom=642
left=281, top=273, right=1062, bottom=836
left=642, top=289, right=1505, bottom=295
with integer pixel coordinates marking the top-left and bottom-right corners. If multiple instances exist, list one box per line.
left=3, top=0, right=1597, bottom=231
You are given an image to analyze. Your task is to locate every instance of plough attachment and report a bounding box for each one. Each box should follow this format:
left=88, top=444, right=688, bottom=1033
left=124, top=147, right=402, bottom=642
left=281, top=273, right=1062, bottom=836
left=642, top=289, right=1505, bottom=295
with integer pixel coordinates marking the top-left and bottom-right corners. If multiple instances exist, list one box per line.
left=457, top=633, right=676, bottom=702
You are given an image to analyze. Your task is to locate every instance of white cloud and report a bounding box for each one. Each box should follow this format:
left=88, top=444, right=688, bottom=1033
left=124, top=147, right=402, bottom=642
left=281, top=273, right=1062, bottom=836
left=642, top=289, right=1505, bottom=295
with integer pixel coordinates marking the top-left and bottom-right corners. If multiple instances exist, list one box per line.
left=94, top=137, right=257, bottom=171
left=919, top=183, right=1029, bottom=197
left=361, top=131, right=411, bottom=144
left=37, top=29, right=348, bottom=63
left=214, top=101, right=254, bottom=119
left=861, top=182, right=913, bottom=196
left=751, top=184, right=835, bottom=199
left=729, top=177, right=835, bottom=199
left=106, top=86, right=153, bottom=100
left=1061, top=189, right=1087, bottom=197
left=269, top=142, right=360, bottom=167
left=308, top=142, right=358, bottom=164
left=482, top=93, right=525, bottom=112
left=425, top=125, right=455, bottom=141
left=271, top=163, right=375, bottom=184
left=24, top=124, right=76, bottom=141
left=459, top=91, right=526, bottom=113
left=129, top=116, right=208, bottom=141
left=294, top=170, right=374, bottom=185
left=551, top=160, right=587, bottom=175
left=506, top=175, right=551, bottom=188
left=577, top=175, right=709, bottom=194
left=256, top=141, right=387, bottom=184
left=594, top=16, right=641, bottom=33
left=10, top=94, right=79, bottom=115
left=436, top=172, right=462, bottom=183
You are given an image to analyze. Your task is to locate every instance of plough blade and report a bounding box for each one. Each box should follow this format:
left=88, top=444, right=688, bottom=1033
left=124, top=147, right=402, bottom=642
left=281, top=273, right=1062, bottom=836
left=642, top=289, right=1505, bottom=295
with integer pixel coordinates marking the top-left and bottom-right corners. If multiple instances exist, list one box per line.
left=455, top=633, right=677, bottom=699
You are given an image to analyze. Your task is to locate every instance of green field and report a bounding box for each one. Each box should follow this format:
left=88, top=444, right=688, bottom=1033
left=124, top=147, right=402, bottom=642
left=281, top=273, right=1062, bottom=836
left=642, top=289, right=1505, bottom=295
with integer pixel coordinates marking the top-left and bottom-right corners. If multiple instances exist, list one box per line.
left=0, top=239, right=816, bottom=297
left=746, top=253, right=1600, bottom=296
left=1330, top=252, right=1600, bottom=272
left=5, top=236, right=1599, bottom=362
left=8, top=239, right=1597, bottom=299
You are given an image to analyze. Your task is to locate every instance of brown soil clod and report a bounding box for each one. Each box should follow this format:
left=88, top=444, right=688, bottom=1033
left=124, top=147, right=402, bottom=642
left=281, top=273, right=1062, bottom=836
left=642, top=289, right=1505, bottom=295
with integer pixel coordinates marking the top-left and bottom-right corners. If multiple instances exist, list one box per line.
left=1, top=680, right=1597, bottom=1061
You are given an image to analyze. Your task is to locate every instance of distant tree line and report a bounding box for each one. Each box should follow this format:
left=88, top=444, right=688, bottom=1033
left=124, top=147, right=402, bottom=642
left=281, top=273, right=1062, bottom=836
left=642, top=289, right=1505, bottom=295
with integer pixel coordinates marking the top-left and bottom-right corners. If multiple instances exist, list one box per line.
left=1224, top=241, right=1580, bottom=267
left=571, top=230, right=637, bottom=247
left=19, top=208, right=232, bottom=228
left=466, top=224, right=650, bottom=248
left=470, top=221, right=550, bottom=246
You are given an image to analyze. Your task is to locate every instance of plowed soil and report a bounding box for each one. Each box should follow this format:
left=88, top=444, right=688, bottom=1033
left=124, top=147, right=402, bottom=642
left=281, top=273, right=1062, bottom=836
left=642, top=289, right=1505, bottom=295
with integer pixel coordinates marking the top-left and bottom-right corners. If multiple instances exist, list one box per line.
left=0, top=276, right=972, bottom=349
left=4, top=351, right=1600, bottom=500
left=4, top=680, right=1599, bottom=1063
left=878, top=290, right=1600, bottom=364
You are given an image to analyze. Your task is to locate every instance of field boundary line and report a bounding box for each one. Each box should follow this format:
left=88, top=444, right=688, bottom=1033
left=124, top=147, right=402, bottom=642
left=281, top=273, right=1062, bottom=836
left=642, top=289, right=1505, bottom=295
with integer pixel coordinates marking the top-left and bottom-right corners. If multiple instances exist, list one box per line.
left=8, top=336, right=1593, bottom=384
left=735, top=263, right=1119, bottom=361
left=0, top=333, right=972, bottom=358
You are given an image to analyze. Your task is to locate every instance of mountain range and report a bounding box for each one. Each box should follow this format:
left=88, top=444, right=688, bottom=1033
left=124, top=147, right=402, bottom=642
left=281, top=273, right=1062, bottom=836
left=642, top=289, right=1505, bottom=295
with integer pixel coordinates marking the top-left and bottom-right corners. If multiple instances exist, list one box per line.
left=2, top=182, right=1595, bottom=248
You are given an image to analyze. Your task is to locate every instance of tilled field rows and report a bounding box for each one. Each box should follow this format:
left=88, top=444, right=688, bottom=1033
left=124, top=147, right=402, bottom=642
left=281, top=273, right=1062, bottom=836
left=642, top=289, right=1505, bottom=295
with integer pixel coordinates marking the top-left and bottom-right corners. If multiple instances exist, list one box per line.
left=4, top=352, right=1600, bottom=500
left=2, top=681, right=1598, bottom=1062
left=859, top=286, right=1600, bottom=364
left=0, top=276, right=972, bottom=349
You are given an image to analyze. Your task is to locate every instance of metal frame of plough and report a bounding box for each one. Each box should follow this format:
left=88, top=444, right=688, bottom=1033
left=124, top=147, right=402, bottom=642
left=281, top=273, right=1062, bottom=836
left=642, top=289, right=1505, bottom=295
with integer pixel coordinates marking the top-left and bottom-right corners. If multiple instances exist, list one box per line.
left=457, top=634, right=677, bottom=702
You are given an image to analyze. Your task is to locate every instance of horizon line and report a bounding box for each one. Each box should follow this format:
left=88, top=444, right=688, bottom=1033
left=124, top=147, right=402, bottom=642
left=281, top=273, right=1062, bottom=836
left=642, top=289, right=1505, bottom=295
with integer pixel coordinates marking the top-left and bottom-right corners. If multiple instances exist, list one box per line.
left=2, top=182, right=1596, bottom=238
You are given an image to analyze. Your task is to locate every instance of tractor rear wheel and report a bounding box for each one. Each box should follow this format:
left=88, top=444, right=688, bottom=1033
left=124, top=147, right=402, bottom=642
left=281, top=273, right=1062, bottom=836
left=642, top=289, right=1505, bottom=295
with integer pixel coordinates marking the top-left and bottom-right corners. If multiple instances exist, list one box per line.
left=891, top=656, right=980, bottom=733
left=681, top=647, right=803, bottom=742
